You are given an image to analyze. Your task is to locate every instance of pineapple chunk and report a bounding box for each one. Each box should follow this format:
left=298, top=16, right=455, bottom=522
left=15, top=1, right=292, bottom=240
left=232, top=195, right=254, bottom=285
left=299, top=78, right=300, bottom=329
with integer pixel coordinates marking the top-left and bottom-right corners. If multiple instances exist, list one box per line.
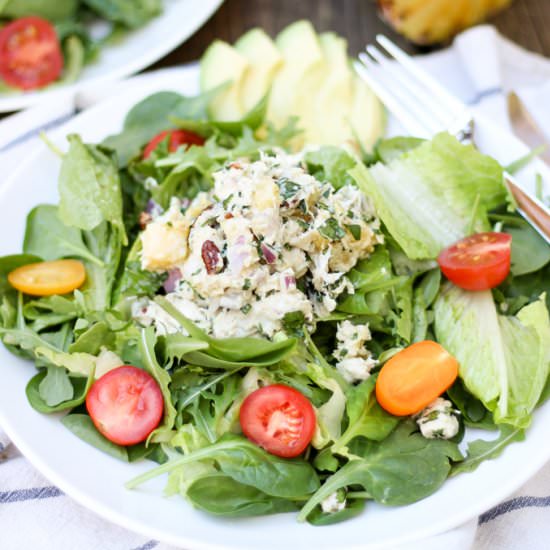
left=379, top=0, right=513, bottom=44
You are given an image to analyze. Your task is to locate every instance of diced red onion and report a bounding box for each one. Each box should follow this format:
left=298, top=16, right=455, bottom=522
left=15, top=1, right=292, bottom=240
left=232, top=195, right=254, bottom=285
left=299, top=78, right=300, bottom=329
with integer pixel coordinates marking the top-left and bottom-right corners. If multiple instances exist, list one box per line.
left=163, top=268, right=182, bottom=293
left=284, top=275, right=296, bottom=289
left=261, top=243, right=276, bottom=264
left=145, top=199, right=163, bottom=218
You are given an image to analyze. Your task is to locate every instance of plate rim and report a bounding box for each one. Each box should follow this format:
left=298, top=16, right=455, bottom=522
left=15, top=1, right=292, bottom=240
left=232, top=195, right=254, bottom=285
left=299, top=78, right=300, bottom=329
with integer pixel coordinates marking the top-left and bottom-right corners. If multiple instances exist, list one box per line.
left=1, top=64, right=550, bottom=550
left=0, top=0, right=224, bottom=113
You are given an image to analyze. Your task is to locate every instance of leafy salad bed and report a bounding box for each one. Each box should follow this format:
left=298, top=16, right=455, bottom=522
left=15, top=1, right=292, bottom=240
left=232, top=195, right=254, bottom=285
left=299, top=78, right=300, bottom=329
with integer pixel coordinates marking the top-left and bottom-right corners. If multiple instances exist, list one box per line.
left=0, top=0, right=162, bottom=91
left=1, top=88, right=550, bottom=525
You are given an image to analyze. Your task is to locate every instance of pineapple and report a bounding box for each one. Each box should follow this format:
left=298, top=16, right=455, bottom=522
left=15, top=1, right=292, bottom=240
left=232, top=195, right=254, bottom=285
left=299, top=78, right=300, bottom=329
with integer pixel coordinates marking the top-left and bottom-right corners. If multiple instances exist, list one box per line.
left=379, top=0, right=513, bottom=45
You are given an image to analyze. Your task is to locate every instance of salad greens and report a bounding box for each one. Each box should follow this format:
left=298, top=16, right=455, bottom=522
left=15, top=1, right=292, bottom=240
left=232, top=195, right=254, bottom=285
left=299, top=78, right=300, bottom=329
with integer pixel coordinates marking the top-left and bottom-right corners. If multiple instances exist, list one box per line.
left=0, top=0, right=162, bottom=91
left=0, top=83, right=549, bottom=527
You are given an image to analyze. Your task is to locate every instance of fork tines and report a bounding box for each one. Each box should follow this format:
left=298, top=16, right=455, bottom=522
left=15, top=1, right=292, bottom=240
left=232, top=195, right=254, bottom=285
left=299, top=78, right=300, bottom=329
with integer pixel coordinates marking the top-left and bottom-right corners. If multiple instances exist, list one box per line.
left=354, top=35, right=471, bottom=138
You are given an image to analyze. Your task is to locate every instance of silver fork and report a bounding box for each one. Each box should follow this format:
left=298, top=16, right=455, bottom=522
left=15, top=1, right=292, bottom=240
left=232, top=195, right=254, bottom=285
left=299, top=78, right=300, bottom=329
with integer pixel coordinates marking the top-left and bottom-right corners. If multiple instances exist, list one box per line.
left=354, top=35, right=550, bottom=245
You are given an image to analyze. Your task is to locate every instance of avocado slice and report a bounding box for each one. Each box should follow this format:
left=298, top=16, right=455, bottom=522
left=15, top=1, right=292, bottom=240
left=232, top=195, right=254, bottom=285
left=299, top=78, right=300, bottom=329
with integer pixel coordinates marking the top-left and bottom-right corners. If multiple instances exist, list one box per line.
left=269, top=20, right=325, bottom=128
left=235, top=28, right=283, bottom=113
left=350, top=76, right=386, bottom=151
left=312, top=32, right=355, bottom=146
left=200, top=40, right=250, bottom=121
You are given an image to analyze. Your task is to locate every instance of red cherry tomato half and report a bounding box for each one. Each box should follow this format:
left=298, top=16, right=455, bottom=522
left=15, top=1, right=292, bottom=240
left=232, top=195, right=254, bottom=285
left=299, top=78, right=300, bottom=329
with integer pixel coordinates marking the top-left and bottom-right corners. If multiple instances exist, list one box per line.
left=0, top=17, right=63, bottom=90
left=437, top=232, right=512, bottom=291
left=239, top=384, right=316, bottom=458
left=86, top=366, right=164, bottom=446
left=142, top=129, right=205, bottom=159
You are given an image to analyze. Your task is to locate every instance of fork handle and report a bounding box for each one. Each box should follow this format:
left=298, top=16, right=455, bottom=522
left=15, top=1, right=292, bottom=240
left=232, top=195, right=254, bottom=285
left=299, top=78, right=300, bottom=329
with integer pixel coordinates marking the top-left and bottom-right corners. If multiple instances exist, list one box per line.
left=505, top=176, right=550, bottom=244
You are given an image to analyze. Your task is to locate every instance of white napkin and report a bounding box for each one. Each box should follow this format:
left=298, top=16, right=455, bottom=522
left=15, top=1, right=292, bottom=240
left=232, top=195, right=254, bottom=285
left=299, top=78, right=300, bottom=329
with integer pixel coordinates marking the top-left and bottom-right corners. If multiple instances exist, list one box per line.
left=1, top=24, right=550, bottom=550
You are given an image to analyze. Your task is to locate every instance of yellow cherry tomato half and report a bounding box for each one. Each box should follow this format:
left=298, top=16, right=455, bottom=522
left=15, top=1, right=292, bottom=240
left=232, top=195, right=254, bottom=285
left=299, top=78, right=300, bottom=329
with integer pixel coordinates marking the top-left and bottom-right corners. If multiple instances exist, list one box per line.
left=8, top=259, right=86, bottom=296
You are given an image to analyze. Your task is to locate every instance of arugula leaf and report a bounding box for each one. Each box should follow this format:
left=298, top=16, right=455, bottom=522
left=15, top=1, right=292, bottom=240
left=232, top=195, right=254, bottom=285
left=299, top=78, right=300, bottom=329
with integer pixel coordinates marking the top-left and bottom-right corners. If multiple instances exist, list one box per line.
left=38, top=365, right=74, bottom=407
left=331, top=377, right=398, bottom=457
left=26, top=370, right=94, bottom=413
left=138, top=328, right=177, bottom=443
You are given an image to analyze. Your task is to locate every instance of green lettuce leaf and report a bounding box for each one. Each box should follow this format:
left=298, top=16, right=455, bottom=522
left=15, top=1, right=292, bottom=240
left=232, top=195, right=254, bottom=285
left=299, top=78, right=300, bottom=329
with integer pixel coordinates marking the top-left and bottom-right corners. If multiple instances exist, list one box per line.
left=351, top=132, right=507, bottom=259
left=434, top=284, right=550, bottom=427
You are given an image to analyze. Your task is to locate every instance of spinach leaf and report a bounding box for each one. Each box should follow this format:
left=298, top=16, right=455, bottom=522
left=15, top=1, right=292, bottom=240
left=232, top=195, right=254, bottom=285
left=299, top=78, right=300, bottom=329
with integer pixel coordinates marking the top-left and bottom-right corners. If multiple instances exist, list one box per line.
left=62, top=414, right=129, bottom=461
left=186, top=474, right=298, bottom=517
left=447, top=378, right=496, bottom=430
left=298, top=421, right=462, bottom=521
left=26, top=370, right=94, bottom=413
left=451, top=425, right=525, bottom=476
left=505, top=221, right=550, bottom=276
left=307, top=498, right=366, bottom=526
left=154, top=296, right=296, bottom=364
left=127, top=434, right=320, bottom=499
left=59, top=135, right=127, bottom=244
left=23, top=205, right=102, bottom=265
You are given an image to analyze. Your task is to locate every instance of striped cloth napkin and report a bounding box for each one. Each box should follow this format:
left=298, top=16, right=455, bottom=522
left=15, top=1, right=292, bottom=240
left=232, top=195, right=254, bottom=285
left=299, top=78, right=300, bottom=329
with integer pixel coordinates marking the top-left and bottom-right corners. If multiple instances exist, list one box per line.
left=1, top=24, right=550, bottom=550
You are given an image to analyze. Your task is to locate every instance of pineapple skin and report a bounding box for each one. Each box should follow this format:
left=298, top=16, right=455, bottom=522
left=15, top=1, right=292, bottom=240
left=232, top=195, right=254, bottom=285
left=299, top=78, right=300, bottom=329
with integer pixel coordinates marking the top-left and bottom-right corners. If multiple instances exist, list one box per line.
left=379, top=0, right=513, bottom=45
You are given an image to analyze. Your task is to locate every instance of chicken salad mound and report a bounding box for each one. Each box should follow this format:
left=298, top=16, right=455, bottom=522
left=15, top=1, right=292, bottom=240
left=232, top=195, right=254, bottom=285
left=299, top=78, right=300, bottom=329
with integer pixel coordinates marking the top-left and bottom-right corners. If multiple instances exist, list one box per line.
left=134, top=151, right=382, bottom=339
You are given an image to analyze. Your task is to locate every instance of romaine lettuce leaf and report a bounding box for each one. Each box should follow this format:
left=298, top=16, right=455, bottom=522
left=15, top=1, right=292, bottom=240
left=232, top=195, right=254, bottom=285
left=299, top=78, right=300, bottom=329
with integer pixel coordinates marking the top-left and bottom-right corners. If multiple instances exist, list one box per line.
left=434, top=284, right=550, bottom=428
left=351, top=133, right=507, bottom=259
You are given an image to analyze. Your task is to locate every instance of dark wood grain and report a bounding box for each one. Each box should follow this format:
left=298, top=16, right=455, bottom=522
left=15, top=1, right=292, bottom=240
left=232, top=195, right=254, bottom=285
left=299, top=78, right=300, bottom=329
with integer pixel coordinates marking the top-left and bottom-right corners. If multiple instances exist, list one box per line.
left=150, top=0, right=550, bottom=70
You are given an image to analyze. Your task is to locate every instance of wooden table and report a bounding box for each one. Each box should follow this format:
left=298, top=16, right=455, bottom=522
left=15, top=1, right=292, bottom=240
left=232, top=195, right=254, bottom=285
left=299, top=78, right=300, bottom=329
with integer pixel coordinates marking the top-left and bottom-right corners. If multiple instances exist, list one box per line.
left=152, top=0, right=550, bottom=69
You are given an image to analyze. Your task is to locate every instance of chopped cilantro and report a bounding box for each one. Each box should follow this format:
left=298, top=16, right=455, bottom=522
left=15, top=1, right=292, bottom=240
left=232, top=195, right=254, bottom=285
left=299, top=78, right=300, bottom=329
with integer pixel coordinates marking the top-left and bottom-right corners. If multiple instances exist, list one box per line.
left=242, top=278, right=251, bottom=290
left=319, top=217, right=346, bottom=240
left=240, top=304, right=252, bottom=315
left=222, top=194, right=234, bottom=209
left=277, top=177, right=301, bottom=200
left=345, top=224, right=362, bottom=240
left=282, top=310, right=306, bottom=335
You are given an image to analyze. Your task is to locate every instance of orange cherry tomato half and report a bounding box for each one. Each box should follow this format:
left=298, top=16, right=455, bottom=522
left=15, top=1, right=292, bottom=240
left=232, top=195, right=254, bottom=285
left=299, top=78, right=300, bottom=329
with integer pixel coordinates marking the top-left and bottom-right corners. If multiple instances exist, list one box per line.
left=142, top=129, right=205, bottom=159
left=239, top=384, right=316, bottom=458
left=86, top=366, right=164, bottom=446
left=0, top=17, right=63, bottom=90
left=437, top=232, right=512, bottom=291
left=8, top=259, right=86, bottom=296
left=376, top=341, right=459, bottom=416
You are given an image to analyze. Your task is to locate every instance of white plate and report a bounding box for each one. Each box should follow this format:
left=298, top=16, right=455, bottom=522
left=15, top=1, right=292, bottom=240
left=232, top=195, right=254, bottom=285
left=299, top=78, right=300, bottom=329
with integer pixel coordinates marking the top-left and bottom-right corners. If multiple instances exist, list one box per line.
left=0, top=0, right=223, bottom=113
left=0, top=65, right=549, bottom=550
